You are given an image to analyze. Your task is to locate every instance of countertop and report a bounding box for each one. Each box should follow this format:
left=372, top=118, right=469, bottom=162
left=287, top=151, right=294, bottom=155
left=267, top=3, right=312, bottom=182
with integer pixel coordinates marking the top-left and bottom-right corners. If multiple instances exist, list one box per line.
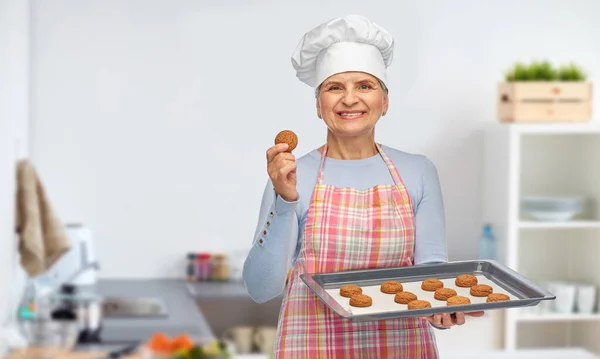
left=5, top=351, right=268, bottom=359
left=186, top=280, right=250, bottom=299
left=440, top=349, right=599, bottom=359
left=5, top=348, right=598, bottom=359
left=75, top=279, right=213, bottom=345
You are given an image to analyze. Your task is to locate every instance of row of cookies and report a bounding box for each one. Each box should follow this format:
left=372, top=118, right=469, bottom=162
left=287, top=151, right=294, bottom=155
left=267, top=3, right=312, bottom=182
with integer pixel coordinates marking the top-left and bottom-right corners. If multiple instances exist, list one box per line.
left=421, top=274, right=510, bottom=302
left=339, top=274, right=509, bottom=309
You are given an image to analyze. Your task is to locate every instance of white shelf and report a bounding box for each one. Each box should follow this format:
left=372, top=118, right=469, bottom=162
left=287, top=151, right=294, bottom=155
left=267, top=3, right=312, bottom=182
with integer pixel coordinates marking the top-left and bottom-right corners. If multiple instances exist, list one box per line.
left=517, top=313, right=600, bottom=322
left=519, top=220, right=600, bottom=229
left=483, top=126, right=600, bottom=355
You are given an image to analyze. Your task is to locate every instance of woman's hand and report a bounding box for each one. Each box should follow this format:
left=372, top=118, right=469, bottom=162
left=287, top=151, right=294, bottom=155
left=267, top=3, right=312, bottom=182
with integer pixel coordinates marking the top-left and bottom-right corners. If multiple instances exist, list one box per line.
left=424, top=311, right=485, bottom=329
left=267, top=143, right=298, bottom=202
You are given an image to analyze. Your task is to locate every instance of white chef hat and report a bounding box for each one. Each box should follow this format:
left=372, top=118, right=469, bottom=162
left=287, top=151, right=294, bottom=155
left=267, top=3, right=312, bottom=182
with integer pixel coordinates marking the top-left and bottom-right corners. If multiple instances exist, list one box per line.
left=291, top=15, right=394, bottom=89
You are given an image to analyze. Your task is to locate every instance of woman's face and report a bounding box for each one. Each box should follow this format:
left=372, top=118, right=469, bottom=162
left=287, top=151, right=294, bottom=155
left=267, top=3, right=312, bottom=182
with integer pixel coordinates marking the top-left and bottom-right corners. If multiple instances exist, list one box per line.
left=316, top=71, right=388, bottom=138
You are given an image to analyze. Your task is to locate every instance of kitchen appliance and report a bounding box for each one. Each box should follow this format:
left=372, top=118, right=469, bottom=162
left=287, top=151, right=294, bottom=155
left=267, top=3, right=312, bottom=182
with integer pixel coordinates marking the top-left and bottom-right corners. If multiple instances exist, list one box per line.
left=38, top=223, right=98, bottom=286
left=31, top=223, right=103, bottom=344
left=47, top=283, right=104, bottom=344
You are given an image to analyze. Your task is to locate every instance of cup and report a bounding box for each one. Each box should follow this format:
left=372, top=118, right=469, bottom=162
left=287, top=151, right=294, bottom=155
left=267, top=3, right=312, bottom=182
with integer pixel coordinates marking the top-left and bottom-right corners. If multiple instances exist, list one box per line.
left=253, top=326, right=277, bottom=354
left=552, top=282, right=577, bottom=314
left=576, top=284, right=597, bottom=314
left=222, top=326, right=254, bottom=354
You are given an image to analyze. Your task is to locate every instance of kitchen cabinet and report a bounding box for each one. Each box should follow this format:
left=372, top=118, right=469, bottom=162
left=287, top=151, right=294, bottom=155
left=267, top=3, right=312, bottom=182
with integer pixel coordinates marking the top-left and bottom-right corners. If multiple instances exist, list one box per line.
left=482, top=123, right=600, bottom=354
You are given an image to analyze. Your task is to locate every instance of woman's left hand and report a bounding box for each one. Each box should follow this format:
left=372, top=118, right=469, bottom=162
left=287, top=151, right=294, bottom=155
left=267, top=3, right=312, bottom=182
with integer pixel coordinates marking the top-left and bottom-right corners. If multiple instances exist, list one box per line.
left=424, top=311, right=485, bottom=329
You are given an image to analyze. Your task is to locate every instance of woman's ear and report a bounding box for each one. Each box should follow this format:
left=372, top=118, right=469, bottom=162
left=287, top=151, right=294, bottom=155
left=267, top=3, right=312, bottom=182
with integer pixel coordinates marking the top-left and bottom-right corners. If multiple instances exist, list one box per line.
left=316, top=98, right=322, bottom=119
left=382, top=93, right=389, bottom=116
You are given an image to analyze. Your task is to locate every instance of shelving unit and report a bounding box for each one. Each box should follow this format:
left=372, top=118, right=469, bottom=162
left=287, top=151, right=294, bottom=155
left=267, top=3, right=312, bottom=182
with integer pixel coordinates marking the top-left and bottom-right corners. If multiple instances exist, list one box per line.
left=483, top=122, right=600, bottom=354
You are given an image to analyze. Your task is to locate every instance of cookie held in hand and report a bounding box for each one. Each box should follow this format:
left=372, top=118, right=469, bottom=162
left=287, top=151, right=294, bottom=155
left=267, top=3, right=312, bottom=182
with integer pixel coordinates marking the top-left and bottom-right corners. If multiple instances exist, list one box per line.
left=275, top=130, right=298, bottom=152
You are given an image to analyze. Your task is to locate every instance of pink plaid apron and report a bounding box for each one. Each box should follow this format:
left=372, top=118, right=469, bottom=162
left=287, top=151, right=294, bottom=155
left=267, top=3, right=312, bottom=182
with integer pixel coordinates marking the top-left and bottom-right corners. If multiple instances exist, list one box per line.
left=273, top=144, right=439, bottom=358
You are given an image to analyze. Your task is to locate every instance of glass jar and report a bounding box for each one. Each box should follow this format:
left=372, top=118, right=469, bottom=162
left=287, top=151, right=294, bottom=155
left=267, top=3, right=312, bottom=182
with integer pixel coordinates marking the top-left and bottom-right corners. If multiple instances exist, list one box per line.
left=211, top=254, right=229, bottom=281
left=196, top=253, right=212, bottom=281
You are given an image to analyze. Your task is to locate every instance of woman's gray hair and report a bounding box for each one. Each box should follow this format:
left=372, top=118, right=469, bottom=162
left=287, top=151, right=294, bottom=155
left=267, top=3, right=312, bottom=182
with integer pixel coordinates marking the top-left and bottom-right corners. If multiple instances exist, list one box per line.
left=315, top=78, right=389, bottom=98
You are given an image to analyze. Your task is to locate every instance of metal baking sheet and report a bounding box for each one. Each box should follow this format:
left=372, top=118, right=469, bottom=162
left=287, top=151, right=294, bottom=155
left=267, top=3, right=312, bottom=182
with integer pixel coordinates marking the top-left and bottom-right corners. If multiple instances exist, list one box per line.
left=299, top=260, right=555, bottom=322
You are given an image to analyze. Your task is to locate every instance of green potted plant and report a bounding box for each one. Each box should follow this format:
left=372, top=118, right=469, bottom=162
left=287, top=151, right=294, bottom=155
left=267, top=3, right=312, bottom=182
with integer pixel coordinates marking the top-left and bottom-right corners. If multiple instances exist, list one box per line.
left=497, top=60, right=592, bottom=123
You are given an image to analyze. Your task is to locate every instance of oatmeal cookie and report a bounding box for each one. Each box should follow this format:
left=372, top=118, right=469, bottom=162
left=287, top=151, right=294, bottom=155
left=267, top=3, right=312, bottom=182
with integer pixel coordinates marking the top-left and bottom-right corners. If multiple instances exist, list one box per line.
left=434, top=288, right=458, bottom=301
left=339, top=285, right=362, bottom=298
left=380, top=281, right=404, bottom=294
left=487, top=293, right=510, bottom=302
left=394, top=291, right=417, bottom=304
left=447, top=296, right=471, bottom=306
left=421, top=278, right=444, bottom=292
left=349, top=294, right=372, bottom=307
left=274, top=130, right=298, bottom=152
left=455, top=274, right=478, bottom=288
left=470, top=284, right=493, bottom=297
left=408, top=300, right=432, bottom=310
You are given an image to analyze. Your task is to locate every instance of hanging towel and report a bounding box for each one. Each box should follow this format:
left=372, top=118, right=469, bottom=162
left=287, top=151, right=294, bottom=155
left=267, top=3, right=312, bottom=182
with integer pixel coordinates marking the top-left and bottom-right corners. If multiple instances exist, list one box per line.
left=15, top=159, right=70, bottom=277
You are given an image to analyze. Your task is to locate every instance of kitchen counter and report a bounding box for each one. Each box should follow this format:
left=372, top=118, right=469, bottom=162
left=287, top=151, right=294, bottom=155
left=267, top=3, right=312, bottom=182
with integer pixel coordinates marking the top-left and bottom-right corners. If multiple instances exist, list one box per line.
left=186, top=280, right=251, bottom=299
left=441, top=349, right=599, bottom=359
left=5, top=350, right=269, bottom=359
left=77, top=279, right=213, bottom=344
left=5, top=348, right=598, bottom=359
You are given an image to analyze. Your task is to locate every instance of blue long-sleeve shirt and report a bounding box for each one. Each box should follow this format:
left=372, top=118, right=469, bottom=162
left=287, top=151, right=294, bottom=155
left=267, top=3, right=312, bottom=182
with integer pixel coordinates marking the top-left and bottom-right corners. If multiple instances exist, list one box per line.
left=243, top=145, right=448, bottom=304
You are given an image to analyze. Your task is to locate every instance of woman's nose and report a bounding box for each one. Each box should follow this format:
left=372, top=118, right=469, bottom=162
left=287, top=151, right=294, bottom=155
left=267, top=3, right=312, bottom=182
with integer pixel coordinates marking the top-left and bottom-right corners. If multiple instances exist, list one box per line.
left=342, top=90, right=359, bottom=106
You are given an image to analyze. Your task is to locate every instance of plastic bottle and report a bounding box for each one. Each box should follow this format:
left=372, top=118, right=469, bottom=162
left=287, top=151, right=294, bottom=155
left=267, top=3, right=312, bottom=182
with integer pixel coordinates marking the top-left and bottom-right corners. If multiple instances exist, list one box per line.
left=16, top=279, right=36, bottom=321
left=478, top=224, right=497, bottom=260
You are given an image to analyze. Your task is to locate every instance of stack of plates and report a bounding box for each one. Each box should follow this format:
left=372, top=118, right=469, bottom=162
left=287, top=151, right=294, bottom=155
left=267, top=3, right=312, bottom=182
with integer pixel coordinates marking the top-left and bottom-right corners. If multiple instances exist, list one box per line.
left=521, top=196, right=585, bottom=221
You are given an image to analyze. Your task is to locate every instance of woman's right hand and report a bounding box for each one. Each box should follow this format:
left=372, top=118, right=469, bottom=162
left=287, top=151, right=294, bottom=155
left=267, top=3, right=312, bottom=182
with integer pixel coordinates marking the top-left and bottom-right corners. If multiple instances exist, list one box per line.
left=266, top=143, right=298, bottom=202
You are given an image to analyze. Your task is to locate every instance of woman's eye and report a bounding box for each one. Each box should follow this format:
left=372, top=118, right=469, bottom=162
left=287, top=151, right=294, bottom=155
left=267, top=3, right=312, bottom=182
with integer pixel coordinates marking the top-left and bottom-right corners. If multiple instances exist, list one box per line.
left=328, top=86, right=342, bottom=91
left=359, top=84, right=372, bottom=90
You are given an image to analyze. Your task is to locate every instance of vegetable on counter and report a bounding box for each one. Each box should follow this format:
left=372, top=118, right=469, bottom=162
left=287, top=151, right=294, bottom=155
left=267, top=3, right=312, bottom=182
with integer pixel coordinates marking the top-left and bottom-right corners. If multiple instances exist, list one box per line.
left=144, top=332, right=232, bottom=359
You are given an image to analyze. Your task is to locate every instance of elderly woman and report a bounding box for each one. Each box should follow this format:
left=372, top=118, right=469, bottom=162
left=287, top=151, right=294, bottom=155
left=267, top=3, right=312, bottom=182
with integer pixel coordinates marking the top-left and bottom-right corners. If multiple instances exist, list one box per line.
left=243, top=15, right=482, bottom=358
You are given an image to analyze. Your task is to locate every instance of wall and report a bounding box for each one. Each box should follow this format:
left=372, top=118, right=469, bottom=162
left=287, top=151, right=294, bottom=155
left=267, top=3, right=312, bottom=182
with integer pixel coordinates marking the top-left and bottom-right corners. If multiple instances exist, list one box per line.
left=0, top=0, right=30, bottom=325
left=29, top=0, right=600, bottom=278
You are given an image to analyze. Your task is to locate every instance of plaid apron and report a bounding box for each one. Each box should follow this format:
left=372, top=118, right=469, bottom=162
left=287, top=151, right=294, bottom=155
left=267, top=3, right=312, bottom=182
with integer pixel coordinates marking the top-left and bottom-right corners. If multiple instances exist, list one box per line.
left=273, top=144, right=439, bottom=358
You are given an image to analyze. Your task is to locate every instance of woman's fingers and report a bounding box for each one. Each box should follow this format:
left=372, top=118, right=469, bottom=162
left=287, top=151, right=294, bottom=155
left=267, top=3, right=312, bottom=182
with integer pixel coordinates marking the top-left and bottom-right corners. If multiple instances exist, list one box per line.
left=441, top=313, right=452, bottom=327
left=432, top=314, right=443, bottom=328
left=424, top=311, right=482, bottom=329
left=266, top=144, right=289, bottom=162
left=277, top=162, right=297, bottom=178
left=466, top=311, right=485, bottom=317
left=453, top=312, right=466, bottom=325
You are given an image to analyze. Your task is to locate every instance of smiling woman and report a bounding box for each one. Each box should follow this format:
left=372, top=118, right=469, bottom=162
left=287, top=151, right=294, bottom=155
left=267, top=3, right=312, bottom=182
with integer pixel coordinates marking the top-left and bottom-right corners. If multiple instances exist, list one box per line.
left=242, top=14, right=479, bottom=359
left=316, top=72, right=389, bottom=156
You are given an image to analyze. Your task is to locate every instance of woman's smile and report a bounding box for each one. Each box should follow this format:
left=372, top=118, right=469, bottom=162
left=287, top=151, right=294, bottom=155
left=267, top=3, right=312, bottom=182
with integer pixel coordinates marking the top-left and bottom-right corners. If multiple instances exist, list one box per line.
left=336, top=110, right=367, bottom=120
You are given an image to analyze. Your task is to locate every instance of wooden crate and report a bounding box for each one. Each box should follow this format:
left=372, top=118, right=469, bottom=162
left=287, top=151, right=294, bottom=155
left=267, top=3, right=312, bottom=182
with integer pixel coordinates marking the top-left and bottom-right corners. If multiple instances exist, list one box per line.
left=497, top=82, right=593, bottom=123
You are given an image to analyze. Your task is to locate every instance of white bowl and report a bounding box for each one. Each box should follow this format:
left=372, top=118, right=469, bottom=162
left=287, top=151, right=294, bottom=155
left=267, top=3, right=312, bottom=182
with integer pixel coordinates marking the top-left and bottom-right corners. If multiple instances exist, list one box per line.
left=521, top=196, right=585, bottom=222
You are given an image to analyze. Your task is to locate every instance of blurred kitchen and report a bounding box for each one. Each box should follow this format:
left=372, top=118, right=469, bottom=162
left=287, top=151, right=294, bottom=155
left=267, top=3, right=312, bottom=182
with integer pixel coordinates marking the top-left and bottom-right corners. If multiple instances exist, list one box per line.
left=1, top=0, right=600, bottom=358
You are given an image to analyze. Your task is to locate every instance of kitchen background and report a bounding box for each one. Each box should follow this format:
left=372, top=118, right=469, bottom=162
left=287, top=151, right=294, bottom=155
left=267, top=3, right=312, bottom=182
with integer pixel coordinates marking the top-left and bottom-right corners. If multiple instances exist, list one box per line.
left=1, top=0, right=600, bottom=358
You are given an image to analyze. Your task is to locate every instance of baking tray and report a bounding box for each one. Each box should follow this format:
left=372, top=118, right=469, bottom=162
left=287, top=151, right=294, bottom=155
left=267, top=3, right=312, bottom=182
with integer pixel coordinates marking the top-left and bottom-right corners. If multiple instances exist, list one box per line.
left=299, top=260, right=555, bottom=322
